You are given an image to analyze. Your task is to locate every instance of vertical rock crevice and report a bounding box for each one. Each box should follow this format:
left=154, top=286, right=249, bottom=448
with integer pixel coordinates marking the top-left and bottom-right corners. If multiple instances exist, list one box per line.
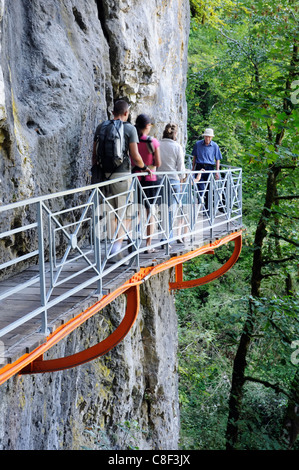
left=95, top=0, right=110, bottom=44
left=0, top=0, right=190, bottom=451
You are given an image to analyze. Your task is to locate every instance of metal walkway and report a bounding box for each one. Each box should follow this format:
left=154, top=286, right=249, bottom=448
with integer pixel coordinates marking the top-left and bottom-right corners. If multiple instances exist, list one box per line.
left=0, top=168, right=242, bottom=384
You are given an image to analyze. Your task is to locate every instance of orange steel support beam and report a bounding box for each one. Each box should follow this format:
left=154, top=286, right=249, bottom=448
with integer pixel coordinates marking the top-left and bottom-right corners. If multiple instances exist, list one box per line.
left=20, top=284, right=140, bottom=374
left=0, top=282, right=141, bottom=384
left=169, top=232, right=242, bottom=290
left=0, top=230, right=242, bottom=384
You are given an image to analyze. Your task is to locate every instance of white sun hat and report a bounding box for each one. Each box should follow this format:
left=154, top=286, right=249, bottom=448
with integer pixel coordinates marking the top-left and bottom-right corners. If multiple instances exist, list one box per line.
left=202, top=128, right=214, bottom=137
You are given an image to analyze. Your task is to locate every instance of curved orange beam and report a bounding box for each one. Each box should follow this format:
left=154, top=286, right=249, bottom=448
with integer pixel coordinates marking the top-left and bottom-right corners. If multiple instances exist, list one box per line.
left=20, top=285, right=140, bottom=374
left=0, top=281, right=141, bottom=385
left=169, top=232, right=242, bottom=290
left=0, top=230, right=242, bottom=384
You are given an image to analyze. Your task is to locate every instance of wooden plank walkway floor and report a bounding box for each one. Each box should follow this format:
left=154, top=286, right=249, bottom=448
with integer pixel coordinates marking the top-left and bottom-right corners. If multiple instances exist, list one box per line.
left=0, top=216, right=242, bottom=367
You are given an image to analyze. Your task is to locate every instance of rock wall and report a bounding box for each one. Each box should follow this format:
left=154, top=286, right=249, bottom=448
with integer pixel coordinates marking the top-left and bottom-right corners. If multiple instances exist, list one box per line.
left=0, top=0, right=189, bottom=202
left=0, top=271, right=179, bottom=450
left=0, top=0, right=189, bottom=450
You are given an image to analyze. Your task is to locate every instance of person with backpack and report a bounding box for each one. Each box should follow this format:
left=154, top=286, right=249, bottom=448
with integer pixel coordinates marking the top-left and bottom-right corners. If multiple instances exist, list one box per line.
left=92, top=100, right=152, bottom=258
left=133, top=114, right=161, bottom=253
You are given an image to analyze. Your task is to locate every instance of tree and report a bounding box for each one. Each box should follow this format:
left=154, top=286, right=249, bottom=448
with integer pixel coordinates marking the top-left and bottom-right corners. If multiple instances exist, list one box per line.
left=180, top=0, right=299, bottom=450
left=189, top=0, right=241, bottom=26
left=223, top=2, right=299, bottom=450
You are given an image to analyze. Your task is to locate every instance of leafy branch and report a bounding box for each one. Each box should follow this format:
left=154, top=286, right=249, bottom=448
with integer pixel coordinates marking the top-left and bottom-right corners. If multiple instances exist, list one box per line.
left=244, top=376, right=294, bottom=401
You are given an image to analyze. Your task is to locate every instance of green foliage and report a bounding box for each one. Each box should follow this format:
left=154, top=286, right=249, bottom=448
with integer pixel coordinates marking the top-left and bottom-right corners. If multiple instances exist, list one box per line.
left=235, top=384, right=288, bottom=450
left=187, top=0, right=299, bottom=167
left=176, top=250, right=249, bottom=449
left=180, top=0, right=299, bottom=450
left=177, top=248, right=299, bottom=449
left=189, top=0, right=245, bottom=27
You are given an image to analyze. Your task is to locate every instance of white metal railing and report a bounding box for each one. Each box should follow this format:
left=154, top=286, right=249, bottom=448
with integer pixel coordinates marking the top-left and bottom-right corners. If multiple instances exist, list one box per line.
left=0, top=167, right=242, bottom=338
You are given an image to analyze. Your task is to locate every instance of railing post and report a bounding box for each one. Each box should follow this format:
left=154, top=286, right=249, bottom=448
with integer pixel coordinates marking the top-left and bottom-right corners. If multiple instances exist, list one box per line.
left=239, top=169, right=243, bottom=226
left=227, top=170, right=232, bottom=228
left=132, top=178, right=140, bottom=268
left=94, top=188, right=102, bottom=296
left=189, top=174, right=195, bottom=248
left=209, top=175, right=214, bottom=239
left=37, top=201, right=48, bottom=335
left=165, top=177, right=171, bottom=254
left=229, top=170, right=233, bottom=230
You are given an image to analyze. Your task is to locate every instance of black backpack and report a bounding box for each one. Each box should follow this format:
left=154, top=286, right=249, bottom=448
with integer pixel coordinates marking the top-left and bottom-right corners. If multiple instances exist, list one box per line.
left=140, top=135, right=155, bottom=155
left=96, top=119, right=125, bottom=175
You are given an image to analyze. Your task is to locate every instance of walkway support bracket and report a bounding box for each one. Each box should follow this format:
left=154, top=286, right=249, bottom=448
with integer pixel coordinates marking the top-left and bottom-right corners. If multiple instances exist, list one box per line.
left=169, top=232, right=242, bottom=290
left=20, top=284, right=140, bottom=374
left=0, top=230, right=242, bottom=384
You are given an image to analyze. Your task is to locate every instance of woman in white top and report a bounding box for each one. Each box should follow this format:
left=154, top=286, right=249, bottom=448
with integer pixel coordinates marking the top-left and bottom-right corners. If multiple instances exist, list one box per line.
left=158, top=123, right=186, bottom=241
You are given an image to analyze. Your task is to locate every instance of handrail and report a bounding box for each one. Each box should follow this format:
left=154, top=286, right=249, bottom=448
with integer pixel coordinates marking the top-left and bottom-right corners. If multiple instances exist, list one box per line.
left=0, top=167, right=242, bottom=343
left=0, top=231, right=243, bottom=382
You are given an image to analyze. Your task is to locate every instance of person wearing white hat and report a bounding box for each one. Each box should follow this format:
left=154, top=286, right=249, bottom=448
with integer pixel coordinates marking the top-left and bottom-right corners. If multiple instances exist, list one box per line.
left=191, top=128, right=222, bottom=214
left=192, top=128, right=222, bottom=177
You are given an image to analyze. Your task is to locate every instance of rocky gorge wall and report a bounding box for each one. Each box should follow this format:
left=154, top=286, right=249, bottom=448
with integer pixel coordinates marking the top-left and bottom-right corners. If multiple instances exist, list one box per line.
left=0, top=0, right=190, bottom=450
left=0, top=271, right=179, bottom=450
left=0, top=0, right=189, bottom=202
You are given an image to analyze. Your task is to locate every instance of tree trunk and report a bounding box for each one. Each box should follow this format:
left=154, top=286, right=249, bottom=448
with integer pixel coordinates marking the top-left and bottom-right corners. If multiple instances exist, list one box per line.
left=225, top=301, right=254, bottom=450
left=225, top=36, right=297, bottom=452
left=225, top=166, right=280, bottom=450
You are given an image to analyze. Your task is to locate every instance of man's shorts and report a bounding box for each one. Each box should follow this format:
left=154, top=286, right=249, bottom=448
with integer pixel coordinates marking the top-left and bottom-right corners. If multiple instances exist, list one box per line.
left=103, top=172, right=134, bottom=218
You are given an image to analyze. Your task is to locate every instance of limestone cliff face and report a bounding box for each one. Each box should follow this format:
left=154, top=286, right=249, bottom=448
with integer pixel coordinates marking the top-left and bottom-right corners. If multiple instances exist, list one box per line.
left=0, top=0, right=189, bottom=202
left=0, top=0, right=189, bottom=450
left=0, top=271, right=179, bottom=450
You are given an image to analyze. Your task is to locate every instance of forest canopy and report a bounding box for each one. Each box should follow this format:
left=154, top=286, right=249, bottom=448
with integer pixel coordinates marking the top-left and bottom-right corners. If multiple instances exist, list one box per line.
left=177, top=0, right=299, bottom=450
